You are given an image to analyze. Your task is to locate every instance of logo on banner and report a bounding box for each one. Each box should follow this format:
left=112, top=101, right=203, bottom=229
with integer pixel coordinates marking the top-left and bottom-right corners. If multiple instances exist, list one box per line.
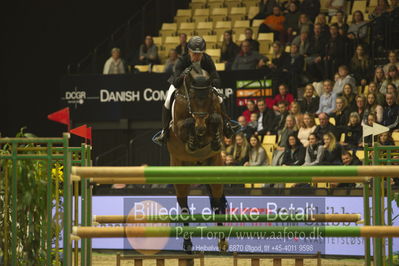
left=62, top=86, right=87, bottom=106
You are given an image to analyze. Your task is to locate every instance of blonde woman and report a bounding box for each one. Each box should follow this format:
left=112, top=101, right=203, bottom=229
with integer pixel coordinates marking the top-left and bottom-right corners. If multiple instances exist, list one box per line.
left=320, top=132, right=342, bottom=165
left=289, top=101, right=304, bottom=127
left=244, top=135, right=268, bottom=166
left=298, top=113, right=316, bottom=147
left=232, top=132, right=249, bottom=165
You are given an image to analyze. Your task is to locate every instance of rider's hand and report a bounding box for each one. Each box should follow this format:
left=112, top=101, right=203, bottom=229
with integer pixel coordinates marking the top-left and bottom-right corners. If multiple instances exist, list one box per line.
left=182, top=66, right=192, bottom=76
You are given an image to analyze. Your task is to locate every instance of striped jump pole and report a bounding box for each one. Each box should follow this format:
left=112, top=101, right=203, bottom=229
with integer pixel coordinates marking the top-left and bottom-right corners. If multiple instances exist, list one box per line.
left=92, top=214, right=362, bottom=224
left=72, top=225, right=399, bottom=239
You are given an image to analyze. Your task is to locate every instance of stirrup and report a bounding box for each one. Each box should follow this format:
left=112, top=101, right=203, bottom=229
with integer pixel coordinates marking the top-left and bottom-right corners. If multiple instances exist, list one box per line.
left=152, top=129, right=169, bottom=146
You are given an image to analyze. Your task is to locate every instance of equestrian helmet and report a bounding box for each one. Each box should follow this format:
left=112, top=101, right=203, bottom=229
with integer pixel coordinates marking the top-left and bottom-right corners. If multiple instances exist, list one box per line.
left=187, top=36, right=206, bottom=53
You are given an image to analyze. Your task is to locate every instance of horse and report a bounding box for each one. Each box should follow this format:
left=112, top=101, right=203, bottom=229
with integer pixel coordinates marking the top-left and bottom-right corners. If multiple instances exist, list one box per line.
left=166, top=67, right=229, bottom=253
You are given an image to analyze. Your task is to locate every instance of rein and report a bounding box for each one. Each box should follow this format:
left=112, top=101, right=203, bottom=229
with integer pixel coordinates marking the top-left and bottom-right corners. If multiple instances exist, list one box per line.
left=182, top=75, right=209, bottom=118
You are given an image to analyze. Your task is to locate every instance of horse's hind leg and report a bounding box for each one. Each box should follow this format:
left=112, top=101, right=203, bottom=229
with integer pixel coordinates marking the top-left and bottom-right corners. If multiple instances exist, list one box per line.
left=174, top=184, right=193, bottom=254
left=208, top=184, right=229, bottom=252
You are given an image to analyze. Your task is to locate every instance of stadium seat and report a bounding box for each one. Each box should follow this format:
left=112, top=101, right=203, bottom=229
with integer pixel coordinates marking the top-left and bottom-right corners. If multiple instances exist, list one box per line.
left=210, top=7, right=229, bottom=21
left=193, top=8, right=210, bottom=22
left=252, top=19, right=264, bottom=33
left=233, top=20, right=250, bottom=35
left=351, top=0, right=367, bottom=14
left=229, top=7, right=247, bottom=21
left=215, top=63, right=226, bottom=71
left=263, top=135, right=277, bottom=145
left=207, top=0, right=225, bottom=8
left=178, top=22, right=196, bottom=35
left=320, top=0, right=329, bottom=13
left=190, top=0, right=207, bottom=9
left=224, top=0, right=241, bottom=9
left=214, top=21, right=232, bottom=38
left=369, top=0, right=378, bottom=8
left=242, top=0, right=259, bottom=8
left=247, top=6, right=259, bottom=20
left=152, top=65, right=165, bottom=73
left=203, top=35, right=218, bottom=48
left=135, top=65, right=149, bottom=72
left=262, top=143, right=274, bottom=167
left=392, top=132, right=399, bottom=146
left=206, top=48, right=221, bottom=62
left=163, top=36, right=180, bottom=51
left=356, top=150, right=365, bottom=161
left=196, top=22, right=214, bottom=36
left=159, top=23, right=177, bottom=37
left=153, top=37, right=163, bottom=46
left=257, top=33, right=274, bottom=54
left=175, top=9, right=192, bottom=24
left=218, top=32, right=236, bottom=44
left=315, top=117, right=336, bottom=125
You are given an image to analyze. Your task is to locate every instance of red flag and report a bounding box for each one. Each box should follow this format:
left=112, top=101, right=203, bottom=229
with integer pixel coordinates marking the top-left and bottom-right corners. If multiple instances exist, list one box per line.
left=87, top=127, right=92, bottom=144
left=70, top=124, right=88, bottom=140
left=48, top=108, right=70, bottom=130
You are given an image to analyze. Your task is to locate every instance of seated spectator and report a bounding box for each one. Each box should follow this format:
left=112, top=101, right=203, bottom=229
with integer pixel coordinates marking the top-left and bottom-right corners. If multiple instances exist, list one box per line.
left=328, top=0, right=345, bottom=17
left=347, top=10, right=368, bottom=40
left=303, top=133, right=325, bottom=165
left=259, top=6, right=286, bottom=41
left=306, top=23, right=328, bottom=81
left=383, top=51, right=399, bottom=75
left=320, top=132, right=343, bottom=165
left=242, top=100, right=259, bottom=122
left=246, top=113, right=259, bottom=137
left=103, top=47, right=128, bottom=74
left=290, top=101, right=304, bottom=126
left=272, top=84, right=295, bottom=112
left=332, top=150, right=361, bottom=188
left=287, top=44, right=305, bottom=95
left=332, top=96, right=350, bottom=134
left=363, top=93, right=384, bottom=124
left=315, top=14, right=330, bottom=37
left=225, top=154, right=239, bottom=166
left=382, top=93, right=399, bottom=130
left=297, top=13, right=314, bottom=35
left=268, top=41, right=290, bottom=73
left=333, top=10, right=348, bottom=32
left=298, top=112, right=316, bottom=147
left=314, top=112, right=338, bottom=140
left=255, top=99, right=276, bottom=136
left=244, top=135, right=268, bottom=166
left=232, top=132, right=250, bottom=165
left=299, top=84, right=320, bottom=113
left=387, top=84, right=399, bottom=104
left=380, top=65, right=399, bottom=94
left=221, top=30, right=240, bottom=71
left=332, top=65, right=356, bottom=94
left=370, top=0, right=390, bottom=19
left=323, top=24, right=347, bottom=79
left=373, top=66, right=386, bottom=90
left=252, top=0, right=278, bottom=20
left=175, top=33, right=188, bottom=56
left=237, top=115, right=247, bottom=128
left=350, top=44, right=371, bottom=85
left=223, top=136, right=234, bottom=155
left=164, top=49, right=178, bottom=74
left=364, top=113, right=376, bottom=146
left=272, top=114, right=298, bottom=165
left=231, top=40, right=267, bottom=70
left=365, top=82, right=385, bottom=105
left=292, top=30, right=311, bottom=56
left=284, top=2, right=301, bottom=41
left=338, top=83, right=356, bottom=109
left=298, top=0, right=320, bottom=22
left=274, top=101, right=290, bottom=131
left=341, top=112, right=362, bottom=149
left=377, top=132, right=395, bottom=145
left=244, top=28, right=260, bottom=52
left=351, top=95, right=366, bottom=122
left=317, top=79, right=337, bottom=115
left=139, top=35, right=159, bottom=65
left=282, top=133, right=306, bottom=165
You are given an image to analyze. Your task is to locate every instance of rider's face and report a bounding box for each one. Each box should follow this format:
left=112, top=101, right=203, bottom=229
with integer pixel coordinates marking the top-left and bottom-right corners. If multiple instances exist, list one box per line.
left=189, top=51, right=203, bottom=62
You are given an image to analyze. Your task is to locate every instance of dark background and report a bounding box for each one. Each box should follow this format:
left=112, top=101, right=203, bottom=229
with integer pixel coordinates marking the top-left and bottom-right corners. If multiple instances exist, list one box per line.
left=3, top=0, right=150, bottom=137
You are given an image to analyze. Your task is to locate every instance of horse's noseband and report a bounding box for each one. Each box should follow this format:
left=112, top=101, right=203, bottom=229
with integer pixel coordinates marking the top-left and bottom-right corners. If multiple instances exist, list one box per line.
left=192, top=112, right=208, bottom=118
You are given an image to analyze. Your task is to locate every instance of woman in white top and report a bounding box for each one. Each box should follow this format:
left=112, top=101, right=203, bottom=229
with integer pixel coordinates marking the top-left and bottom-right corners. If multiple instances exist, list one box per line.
left=244, top=135, right=268, bottom=166
left=103, top=48, right=128, bottom=74
left=297, top=112, right=316, bottom=147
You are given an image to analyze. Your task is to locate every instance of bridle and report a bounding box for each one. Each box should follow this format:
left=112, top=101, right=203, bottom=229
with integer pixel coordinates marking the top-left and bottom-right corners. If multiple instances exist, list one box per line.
left=182, top=74, right=211, bottom=119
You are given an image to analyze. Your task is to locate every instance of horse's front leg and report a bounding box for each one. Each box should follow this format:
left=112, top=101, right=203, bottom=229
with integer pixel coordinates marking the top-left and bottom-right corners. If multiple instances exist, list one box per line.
left=208, top=184, right=229, bottom=252
left=174, top=184, right=193, bottom=254
left=208, top=113, right=223, bottom=151
left=178, top=117, right=198, bottom=151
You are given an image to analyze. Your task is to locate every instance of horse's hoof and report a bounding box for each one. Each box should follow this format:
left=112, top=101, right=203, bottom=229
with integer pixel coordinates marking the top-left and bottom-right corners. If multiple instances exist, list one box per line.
left=183, top=239, right=193, bottom=254
left=218, top=239, right=229, bottom=252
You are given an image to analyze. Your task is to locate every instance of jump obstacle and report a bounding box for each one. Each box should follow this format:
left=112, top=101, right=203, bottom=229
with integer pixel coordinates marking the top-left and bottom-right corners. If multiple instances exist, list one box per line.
left=2, top=135, right=399, bottom=266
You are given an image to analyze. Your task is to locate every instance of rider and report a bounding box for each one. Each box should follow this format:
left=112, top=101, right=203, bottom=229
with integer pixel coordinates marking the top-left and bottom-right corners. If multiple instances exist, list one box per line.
left=155, top=35, right=236, bottom=143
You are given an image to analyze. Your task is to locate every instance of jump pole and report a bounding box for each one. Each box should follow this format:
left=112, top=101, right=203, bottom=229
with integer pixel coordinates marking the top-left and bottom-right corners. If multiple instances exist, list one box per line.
left=72, top=226, right=399, bottom=238
left=92, top=214, right=362, bottom=224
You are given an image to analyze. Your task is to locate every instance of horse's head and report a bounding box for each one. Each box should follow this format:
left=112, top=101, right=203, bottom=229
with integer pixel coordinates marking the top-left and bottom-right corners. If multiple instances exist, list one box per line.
left=185, top=68, right=212, bottom=137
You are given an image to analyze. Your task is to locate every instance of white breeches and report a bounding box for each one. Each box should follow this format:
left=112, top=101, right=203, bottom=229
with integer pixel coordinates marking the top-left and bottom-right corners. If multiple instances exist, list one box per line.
left=164, top=84, right=223, bottom=110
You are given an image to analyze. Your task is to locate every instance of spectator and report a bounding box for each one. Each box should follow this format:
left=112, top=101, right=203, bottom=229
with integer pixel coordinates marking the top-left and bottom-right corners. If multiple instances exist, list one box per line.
left=332, top=96, right=350, bottom=134
left=341, top=112, right=362, bottom=149
left=139, top=35, right=159, bottom=65
left=272, top=114, right=298, bottom=165
left=242, top=100, right=258, bottom=122
left=290, top=101, right=304, bottom=126
left=272, top=84, right=295, bottom=112
left=314, top=112, right=337, bottom=140
left=332, top=65, right=356, bottom=94
left=274, top=101, right=290, bottom=131
left=298, top=0, right=320, bottom=21
left=382, top=93, right=399, bottom=130
left=231, top=40, right=267, bottom=70
left=303, top=133, right=325, bottom=165
left=373, top=66, right=386, bottom=90
left=103, top=48, right=128, bottom=74
left=282, top=133, right=306, bottom=165
left=299, top=84, right=320, bottom=113
left=223, top=136, right=234, bottom=155
left=365, top=82, right=385, bottom=105
left=370, top=0, right=390, bottom=19
left=380, top=65, right=399, bottom=94
left=363, top=93, right=384, bottom=124
left=338, top=83, right=356, bottom=109
left=164, top=49, right=179, bottom=74
left=237, top=115, right=247, bottom=128
left=284, top=2, right=301, bottom=41
left=364, top=113, right=376, bottom=146
left=317, top=79, right=337, bottom=115
left=287, top=43, right=305, bottom=95
left=327, top=0, right=345, bottom=17
left=351, top=95, right=366, bottom=122
left=333, top=151, right=361, bottom=188
left=255, top=99, right=276, bottom=136
left=306, top=23, right=328, bottom=81
left=323, top=24, right=348, bottom=79
left=232, top=132, right=250, bottom=165
left=175, top=33, right=188, bottom=56
left=269, top=41, right=290, bottom=73
left=244, top=135, right=268, bottom=166
left=315, top=14, right=330, bottom=37
left=259, top=6, right=286, bottom=41
left=387, top=83, right=399, bottom=102
left=377, top=132, right=395, bottom=145
left=383, top=51, right=399, bottom=75
left=298, top=112, right=316, bottom=147
left=245, top=113, right=259, bottom=137
left=252, top=0, right=278, bottom=20
left=333, top=10, right=348, bottom=31
left=221, top=30, right=240, bottom=71
left=225, top=154, right=239, bottom=166
left=320, top=132, right=343, bottom=165
left=350, top=44, right=371, bottom=84
left=244, top=28, right=260, bottom=52
left=347, top=10, right=368, bottom=40
left=292, top=30, right=311, bottom=56
left=297, top=13, right=314, bottom=35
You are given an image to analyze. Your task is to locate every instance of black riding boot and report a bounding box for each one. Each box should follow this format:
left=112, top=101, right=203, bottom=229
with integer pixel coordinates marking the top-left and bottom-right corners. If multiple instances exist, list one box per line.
left=154, top=106, right=172, bottom=144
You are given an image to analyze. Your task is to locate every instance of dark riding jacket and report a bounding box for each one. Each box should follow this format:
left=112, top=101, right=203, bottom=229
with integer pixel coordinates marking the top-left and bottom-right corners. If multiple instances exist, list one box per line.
left=168, top=53, right=221, bottom=88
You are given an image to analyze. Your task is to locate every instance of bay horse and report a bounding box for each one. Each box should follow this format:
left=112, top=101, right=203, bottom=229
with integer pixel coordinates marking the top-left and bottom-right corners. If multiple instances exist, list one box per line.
left=166, top=67, right=228, bottom=253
